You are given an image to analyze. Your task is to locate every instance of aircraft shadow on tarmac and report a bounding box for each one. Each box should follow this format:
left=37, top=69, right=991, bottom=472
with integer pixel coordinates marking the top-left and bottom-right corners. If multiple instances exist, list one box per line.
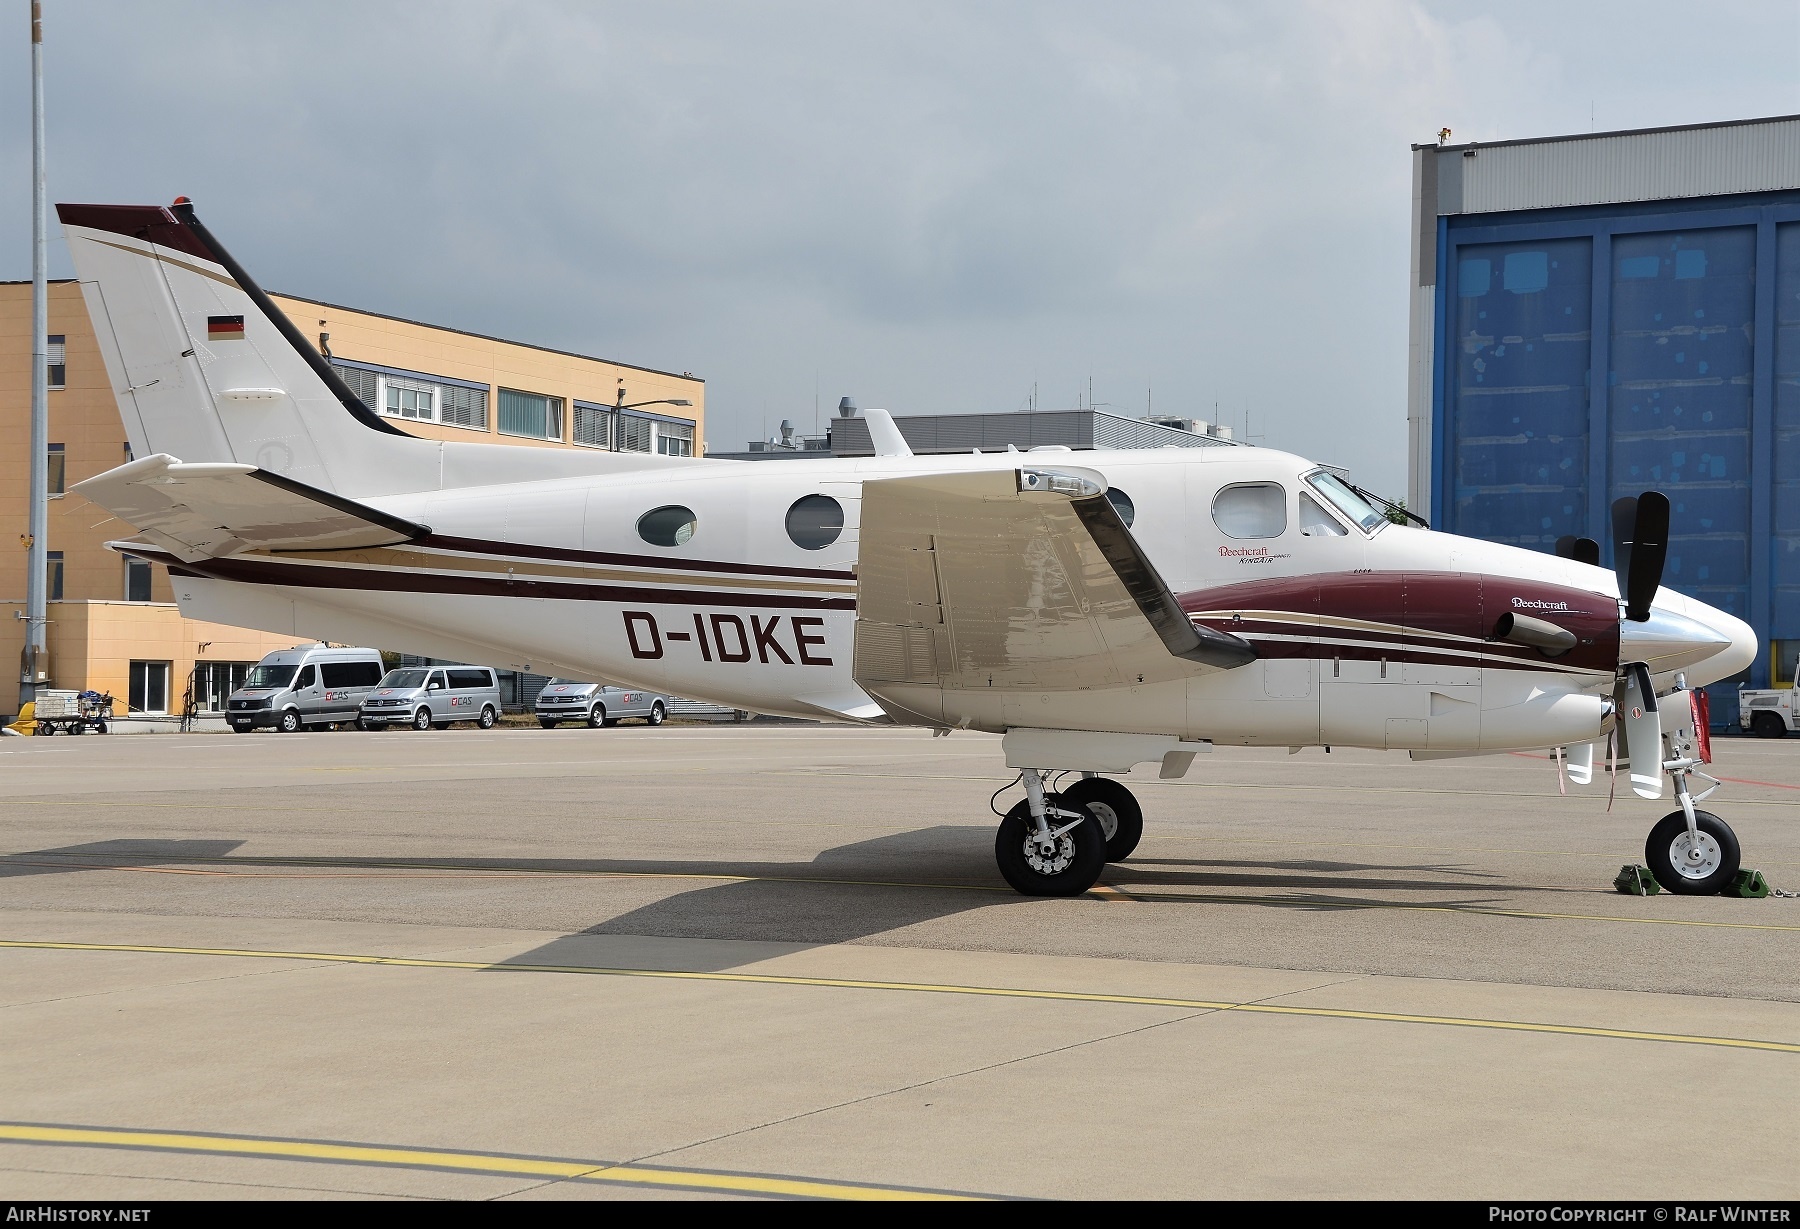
left=3, top=835, right=1518, bottom=973
left=0, top=838, right=247, bottom=878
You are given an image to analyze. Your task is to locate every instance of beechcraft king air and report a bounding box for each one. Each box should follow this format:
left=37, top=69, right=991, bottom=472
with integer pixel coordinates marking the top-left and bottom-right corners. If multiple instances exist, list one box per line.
left=58, top=200, right=1760, bottom=898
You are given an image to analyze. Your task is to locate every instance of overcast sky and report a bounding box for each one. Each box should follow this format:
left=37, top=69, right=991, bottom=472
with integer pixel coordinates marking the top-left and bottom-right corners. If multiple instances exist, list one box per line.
left=4, top=1, right=1797, bottom=490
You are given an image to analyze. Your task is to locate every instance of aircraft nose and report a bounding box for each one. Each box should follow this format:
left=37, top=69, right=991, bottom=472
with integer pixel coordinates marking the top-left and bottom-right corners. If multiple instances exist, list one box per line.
left=1621, top=598, right=1756, bottom=686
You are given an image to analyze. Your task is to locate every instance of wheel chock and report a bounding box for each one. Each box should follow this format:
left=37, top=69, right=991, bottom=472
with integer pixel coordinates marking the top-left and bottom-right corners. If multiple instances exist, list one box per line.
left=1724, top=869, right=1769, bottom=899
left=1613, top=864, right=1660, bottom=896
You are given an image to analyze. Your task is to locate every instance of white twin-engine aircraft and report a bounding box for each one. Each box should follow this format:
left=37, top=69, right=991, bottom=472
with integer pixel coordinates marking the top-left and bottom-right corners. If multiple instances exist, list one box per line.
left=59, top=200, right=1758, bottom=899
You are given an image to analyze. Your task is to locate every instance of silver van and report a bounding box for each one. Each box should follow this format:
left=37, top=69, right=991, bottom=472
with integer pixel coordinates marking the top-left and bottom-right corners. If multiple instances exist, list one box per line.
left=534, top=680, right=668, bottom=729
left=540, top=683, right=676, bottom=730
left=227, top=646, right=386, bottom=733
left=360, top=666, right=502, bottom=731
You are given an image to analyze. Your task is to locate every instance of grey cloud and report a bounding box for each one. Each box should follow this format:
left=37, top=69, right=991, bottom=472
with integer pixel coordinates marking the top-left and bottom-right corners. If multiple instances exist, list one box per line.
left=4, top=0, right=1796, bottom=485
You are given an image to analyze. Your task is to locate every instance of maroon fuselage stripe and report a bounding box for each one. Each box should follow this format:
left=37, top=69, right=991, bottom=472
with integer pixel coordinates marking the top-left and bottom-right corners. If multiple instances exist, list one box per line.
left=1180, top=570, right=1620, bottom=675
left=158, top=551, right=854, bottom=611
left=419, top=534, right=855, bottom=581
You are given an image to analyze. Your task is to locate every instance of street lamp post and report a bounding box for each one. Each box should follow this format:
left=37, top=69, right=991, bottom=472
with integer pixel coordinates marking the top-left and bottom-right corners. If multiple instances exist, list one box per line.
left=21, top=0, right=49, bottom=707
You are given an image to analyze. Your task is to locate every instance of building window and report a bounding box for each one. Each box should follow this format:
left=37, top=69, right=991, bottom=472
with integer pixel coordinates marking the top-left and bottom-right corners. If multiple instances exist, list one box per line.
left=46, top=335, right=65, bottom=388
left=194, top=661, right=255, bottom=712
left=125, top=558, right=153, bottom=602
left=47, top=443, right=64, bottom=495
left=573, top=402, right=613, bottom=449
left=499, top=388, right=563, bottom=440
left=45, top=551, right=63, bottom=601
left=332, top=361, right=489, bottom=430
left=128, top=661, right=170, bottom=715
left=383, top=374, right=437, bottom=420
left=656, top=419, right=696, bottom=457
left=617, top=415, right=654, bottom=453
left=335, top=363, right=379, bottom=410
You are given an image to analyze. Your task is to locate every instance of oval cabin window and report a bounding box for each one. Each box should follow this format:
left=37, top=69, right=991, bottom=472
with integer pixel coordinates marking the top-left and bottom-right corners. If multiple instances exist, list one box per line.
left=785, top=494, right=845, bottom=550
left=1211, top=483, right=1287, bottom=539
left=637, top=505, right=698, bottom=547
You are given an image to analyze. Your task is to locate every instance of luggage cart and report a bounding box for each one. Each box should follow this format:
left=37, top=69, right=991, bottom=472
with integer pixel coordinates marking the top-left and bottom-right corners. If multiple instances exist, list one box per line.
left=31, top=689, right=114, bottom=735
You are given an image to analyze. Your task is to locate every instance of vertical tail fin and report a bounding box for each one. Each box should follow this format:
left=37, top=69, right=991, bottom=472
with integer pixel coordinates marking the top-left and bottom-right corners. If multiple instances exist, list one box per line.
left=57, top=201, right=699, bottom=498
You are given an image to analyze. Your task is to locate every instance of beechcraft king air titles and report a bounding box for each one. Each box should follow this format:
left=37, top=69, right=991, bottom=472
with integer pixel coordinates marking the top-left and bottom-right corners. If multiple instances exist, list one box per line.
left=57, top=200, right=1759, bottom=899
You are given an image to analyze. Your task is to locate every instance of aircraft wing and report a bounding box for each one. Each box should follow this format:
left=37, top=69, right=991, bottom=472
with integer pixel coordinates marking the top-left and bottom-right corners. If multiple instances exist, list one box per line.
left=71, top=453, right=429, bottom=562
left=855, top=466, right=1254, bottom=694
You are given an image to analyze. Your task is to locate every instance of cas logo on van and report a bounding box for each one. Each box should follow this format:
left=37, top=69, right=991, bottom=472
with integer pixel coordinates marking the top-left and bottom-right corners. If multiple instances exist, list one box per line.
left=450, top=696, right=473, bottom=707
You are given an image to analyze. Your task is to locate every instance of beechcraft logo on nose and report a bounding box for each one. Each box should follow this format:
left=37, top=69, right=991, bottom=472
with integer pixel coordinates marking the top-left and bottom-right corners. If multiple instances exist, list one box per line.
left=207, top=315, right=245, bottom=341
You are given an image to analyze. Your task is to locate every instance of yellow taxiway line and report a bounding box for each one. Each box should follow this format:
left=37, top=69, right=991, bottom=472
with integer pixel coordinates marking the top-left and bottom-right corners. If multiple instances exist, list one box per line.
left=4, top=939, right=1797, bottom=1056
left=0, top=1122, right=981, bottom=1200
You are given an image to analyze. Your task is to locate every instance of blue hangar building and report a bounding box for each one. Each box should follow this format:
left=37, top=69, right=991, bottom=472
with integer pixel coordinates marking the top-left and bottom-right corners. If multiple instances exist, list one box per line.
left=1406, top=114, right=1800, bottom=694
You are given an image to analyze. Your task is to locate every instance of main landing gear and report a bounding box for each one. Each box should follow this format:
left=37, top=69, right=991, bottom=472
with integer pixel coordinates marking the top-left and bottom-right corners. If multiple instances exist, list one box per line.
left=992, top=771, right=1140, bottom=896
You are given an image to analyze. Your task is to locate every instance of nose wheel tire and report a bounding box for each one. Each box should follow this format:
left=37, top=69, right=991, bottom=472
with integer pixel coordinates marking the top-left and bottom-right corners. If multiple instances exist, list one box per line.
left=413, top=708, right=433, bottom=732
left=277, top=709, right=302, bottom=734
left=1645, top=810, right=1740, bottom=895
left=994, top=799, right=1107, bottom=897
left=1056, top=777, right=1143, bottom=862
left=587, top=706, right=607, bottom=729
left=647, top=702, right=665, bottom=726
left=478, top=705, right=498, bottom=729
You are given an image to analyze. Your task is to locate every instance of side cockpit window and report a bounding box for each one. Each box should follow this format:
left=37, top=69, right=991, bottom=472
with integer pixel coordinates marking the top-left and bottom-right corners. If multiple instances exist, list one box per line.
left=1211, top=483, right=1287, bottom=539
left=1300, top=493, right=1348, bottom=537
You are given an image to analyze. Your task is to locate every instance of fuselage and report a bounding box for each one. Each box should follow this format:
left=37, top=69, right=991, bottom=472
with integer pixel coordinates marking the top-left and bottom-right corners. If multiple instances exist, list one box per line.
left=157, top=444, right=1757, bottom=752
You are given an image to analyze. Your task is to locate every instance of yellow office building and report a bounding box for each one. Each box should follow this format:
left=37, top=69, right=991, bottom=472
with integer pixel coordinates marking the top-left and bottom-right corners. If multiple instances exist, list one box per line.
left=1, top=279, right=703, bottom=720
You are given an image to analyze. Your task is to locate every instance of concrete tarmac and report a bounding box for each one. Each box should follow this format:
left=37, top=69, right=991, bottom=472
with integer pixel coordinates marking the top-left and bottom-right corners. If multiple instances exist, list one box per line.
left=2, top=725, right=1798, bottom=1199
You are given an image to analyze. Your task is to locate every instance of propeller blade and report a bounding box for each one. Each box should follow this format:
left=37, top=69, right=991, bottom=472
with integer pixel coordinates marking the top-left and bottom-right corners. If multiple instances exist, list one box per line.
left=1555, top=535, right=1577, bottom=559
left=1610, top=495, right=1638, bottom=604
left=1617, top=661, right=1663, bottom=800
left=1565, top=739, right=1595, bottom=786
left=1611, top=493, right=1670, bottom=622
left=1626, top=492, right=1669, bottom=622
left=1573, top=537, right=1600, bottom=566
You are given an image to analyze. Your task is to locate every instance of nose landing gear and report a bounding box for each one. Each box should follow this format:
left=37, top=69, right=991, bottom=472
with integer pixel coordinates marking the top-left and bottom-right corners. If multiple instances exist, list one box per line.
left=1641, top=682, right=1741, bottom=895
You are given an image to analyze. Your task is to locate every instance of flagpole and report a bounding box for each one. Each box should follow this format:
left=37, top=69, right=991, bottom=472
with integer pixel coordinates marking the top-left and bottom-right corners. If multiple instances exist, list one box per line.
left=22, top=0, right=49, bottom=706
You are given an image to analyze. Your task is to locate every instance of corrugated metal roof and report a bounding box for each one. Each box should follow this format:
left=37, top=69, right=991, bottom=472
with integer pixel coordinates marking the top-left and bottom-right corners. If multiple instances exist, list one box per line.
left=1434, top=115, right=1800, bottom=215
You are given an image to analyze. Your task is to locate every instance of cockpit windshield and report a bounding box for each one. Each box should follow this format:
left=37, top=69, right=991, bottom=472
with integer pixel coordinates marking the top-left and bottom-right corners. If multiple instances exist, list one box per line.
left=1306, top=472, right=1386, bottom=535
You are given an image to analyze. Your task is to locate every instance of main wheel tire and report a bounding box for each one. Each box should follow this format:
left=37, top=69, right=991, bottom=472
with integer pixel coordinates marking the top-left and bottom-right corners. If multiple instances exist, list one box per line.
left=413, top=708, right=433, bottom=732
left=647, top=702, right=665, bottom=726
left=1057, top=777, right=1144, bottom=862
left=994, top=799, right=1108, bottom=897
left=277, top=709, right=303, bottom=734
left=1645, top=809, right=1741, bottom=895
left=587, top=705, right=607, bottom=729
left=478, top=705, right=497, bottom=730
left=539, top=718, right=559, bottom=729
left=1752, top=711, right=1786, bottom=739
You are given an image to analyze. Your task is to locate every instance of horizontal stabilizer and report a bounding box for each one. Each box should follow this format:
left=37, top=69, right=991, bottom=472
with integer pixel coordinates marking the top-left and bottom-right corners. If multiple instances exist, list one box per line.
left=73, top=453, right=429, bottom=562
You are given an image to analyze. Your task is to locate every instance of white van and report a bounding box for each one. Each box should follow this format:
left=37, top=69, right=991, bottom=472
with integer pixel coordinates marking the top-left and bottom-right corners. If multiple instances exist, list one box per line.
left=226, top=646, right=386, bottom=733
